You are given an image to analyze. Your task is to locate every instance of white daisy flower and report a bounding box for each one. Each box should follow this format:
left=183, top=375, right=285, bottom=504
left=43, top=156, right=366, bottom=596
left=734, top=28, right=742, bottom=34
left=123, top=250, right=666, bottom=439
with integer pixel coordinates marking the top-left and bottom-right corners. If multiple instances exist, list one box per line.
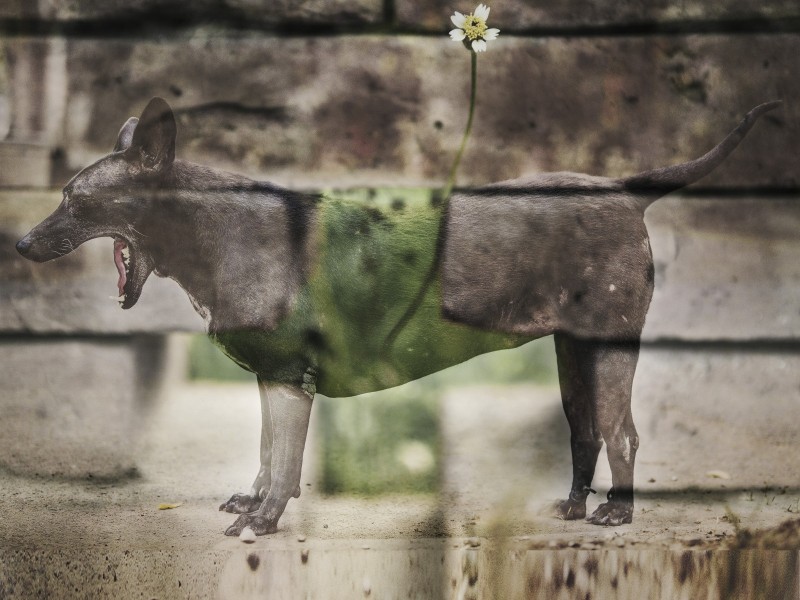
left=449, top=4, right=500, bottom=53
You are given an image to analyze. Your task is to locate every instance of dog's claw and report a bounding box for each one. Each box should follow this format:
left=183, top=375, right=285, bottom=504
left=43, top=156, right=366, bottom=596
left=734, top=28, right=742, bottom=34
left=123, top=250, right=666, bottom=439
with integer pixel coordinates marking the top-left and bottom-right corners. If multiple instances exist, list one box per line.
left=219, top=493, right=262, bottom=514
left=225, top=513, right=278, bottom=537
left=585, top=501, right=633, bottom=526
left=553, top=498, right=587, bottom=520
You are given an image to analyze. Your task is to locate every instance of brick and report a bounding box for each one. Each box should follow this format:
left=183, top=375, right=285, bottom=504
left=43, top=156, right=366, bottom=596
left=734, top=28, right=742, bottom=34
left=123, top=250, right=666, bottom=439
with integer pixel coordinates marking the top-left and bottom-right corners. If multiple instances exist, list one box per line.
left=56, top=34, right=799, bottom=189
left=397, top=0, right=800, bottom=31
left=631, top=345, right=800, bottom=487
left=643, top=196, right=800, bottom=341
left=0, top=0, right=382, bottom=24
left=0, top=336, right=167, bottom=478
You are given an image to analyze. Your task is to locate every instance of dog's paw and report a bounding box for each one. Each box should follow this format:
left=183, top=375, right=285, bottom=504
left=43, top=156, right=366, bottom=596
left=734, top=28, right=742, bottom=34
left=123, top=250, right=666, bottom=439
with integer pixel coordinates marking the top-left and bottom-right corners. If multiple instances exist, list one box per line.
left=219, top=493, right=262, bottom=514
left=552, top=498, right=587, bottom=520
left=224, top=513, right=278, bottom=537
left=585, top=501, right=633, bottom=526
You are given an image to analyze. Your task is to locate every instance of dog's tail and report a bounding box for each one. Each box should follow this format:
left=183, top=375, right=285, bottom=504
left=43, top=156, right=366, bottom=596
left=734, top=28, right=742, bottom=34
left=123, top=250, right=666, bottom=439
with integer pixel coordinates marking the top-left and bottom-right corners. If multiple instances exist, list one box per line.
left=622, top=101, right=781, bottom=208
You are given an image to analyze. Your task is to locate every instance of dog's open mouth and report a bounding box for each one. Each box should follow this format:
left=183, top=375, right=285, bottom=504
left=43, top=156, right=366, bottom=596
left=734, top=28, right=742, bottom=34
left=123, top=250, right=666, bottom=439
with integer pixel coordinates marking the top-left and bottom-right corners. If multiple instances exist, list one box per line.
left=111, top=237, right=153, bottom=310
left=113, top=237, right=138, bottom=309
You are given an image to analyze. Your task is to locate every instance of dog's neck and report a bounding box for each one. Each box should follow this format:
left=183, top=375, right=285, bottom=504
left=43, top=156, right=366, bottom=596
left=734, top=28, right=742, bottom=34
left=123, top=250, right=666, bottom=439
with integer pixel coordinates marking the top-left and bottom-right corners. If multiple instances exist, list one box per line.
left=143, top=160, right=316, bottom=333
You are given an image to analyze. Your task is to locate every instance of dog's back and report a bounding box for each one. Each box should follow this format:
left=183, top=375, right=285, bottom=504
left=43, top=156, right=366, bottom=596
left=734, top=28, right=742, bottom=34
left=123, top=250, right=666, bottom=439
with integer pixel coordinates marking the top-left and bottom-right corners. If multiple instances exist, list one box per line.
left=442, top=172, right=652, bottom=340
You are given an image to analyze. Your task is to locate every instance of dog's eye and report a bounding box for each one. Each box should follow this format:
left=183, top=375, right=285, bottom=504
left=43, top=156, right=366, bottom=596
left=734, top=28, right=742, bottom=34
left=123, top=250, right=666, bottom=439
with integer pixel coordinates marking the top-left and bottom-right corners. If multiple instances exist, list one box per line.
left=65, top=194, right=84, bottom=216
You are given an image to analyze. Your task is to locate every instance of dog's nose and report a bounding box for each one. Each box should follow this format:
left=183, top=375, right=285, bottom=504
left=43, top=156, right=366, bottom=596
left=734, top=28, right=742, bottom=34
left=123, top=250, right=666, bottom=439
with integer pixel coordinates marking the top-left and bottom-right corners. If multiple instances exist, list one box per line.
left=15, top=238, right=32, bottom=256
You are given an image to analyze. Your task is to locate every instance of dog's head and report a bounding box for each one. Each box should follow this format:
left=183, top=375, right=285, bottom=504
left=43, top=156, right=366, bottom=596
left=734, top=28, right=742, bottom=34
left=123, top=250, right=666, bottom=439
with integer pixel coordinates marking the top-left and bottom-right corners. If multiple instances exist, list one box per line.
left=16, top=97, right=176, bottom=309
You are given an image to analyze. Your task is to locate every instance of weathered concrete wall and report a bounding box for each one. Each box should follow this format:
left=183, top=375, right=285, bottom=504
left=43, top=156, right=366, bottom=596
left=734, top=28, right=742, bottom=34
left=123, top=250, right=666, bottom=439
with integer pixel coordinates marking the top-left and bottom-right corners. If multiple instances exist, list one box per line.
left=5, top=34, right=795, bottom=189
left=0, top=0, right=797, bottom=560
left=645, top=196, right=800, bottom=341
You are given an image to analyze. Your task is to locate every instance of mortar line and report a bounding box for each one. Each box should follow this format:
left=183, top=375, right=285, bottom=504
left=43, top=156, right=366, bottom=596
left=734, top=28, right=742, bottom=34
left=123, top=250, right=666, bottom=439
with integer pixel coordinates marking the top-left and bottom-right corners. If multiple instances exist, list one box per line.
left=1, top=16, right=799, bottom=39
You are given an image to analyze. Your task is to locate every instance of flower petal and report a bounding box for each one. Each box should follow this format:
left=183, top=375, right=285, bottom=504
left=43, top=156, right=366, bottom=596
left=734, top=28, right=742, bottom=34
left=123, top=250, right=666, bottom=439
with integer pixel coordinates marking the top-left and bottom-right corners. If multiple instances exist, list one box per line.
left=450, top=11, right=466, bottom=28
left=483, top=28, right=500, bottom=40
left=474, top=4, right=490, bottom=20
left=449, top=28, right=466, bottom=41
left=472, top=39, right=487, bottom=52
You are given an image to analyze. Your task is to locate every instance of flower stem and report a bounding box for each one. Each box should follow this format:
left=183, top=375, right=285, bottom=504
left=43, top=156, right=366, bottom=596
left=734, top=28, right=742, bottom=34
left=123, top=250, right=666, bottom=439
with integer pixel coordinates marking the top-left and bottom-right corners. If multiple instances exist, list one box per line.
left=381, top=52, right=478, bottom=354
left=443, top=51, right=477, bottom=201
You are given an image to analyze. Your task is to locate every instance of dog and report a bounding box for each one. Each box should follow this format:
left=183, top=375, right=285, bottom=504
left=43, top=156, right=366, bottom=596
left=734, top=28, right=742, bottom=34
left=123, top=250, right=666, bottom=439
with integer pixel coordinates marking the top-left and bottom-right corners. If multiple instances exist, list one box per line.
left=16, top=97, right=779, bottom=535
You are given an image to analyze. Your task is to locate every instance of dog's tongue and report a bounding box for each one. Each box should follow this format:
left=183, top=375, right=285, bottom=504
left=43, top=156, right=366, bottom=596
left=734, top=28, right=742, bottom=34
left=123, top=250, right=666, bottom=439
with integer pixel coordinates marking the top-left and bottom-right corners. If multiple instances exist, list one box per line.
left=113, top=239, right=127, bottom=295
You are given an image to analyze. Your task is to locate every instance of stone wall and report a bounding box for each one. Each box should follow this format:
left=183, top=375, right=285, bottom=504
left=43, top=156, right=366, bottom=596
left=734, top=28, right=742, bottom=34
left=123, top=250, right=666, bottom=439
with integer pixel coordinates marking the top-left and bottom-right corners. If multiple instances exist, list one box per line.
left=0, top=3, right=798, bottom=478
left=3, top=34, right=799, bottom=189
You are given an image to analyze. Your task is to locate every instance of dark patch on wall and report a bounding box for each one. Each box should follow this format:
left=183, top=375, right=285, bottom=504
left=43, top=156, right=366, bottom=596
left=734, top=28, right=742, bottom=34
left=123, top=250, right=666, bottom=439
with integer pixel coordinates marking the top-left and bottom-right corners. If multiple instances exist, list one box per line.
left=246, top=553, right=260, bottom=571
left=678, top=551, right=694, bottom=583
left=565, top=568, right=575, bottom=588
left=313, top=59, right=421, bottom=171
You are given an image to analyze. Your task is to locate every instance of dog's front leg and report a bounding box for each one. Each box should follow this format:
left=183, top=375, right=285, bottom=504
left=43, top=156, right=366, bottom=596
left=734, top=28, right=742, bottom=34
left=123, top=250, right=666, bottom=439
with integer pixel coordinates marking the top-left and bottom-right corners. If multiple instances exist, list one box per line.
left=219, top=377, right=280, bottom=514
left=224, top=381, right=313, bottom=536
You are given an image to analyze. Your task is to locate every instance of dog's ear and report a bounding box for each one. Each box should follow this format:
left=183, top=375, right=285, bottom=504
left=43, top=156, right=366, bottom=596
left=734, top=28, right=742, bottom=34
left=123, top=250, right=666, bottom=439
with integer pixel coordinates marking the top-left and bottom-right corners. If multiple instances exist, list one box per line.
left=129, top=97, right=176, bottom=172
left=114, top=117, right=139, bottom=152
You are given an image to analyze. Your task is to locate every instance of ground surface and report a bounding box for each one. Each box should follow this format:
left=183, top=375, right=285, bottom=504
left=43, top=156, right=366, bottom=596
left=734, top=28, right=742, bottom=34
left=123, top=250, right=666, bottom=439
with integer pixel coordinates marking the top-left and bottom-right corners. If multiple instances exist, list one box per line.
left=1, top=352, right=798, bottom=598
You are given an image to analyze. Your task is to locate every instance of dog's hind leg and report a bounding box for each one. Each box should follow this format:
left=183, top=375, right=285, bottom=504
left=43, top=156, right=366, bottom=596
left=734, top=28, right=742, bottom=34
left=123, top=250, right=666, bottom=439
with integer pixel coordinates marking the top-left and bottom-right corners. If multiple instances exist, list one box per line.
left=584, top=339, right=640, bottom=526
left=552, top=332, right=604, bottom=520
left=219, top=377, right=277, bottom=514
left=224, top=381, right=313, bottom=536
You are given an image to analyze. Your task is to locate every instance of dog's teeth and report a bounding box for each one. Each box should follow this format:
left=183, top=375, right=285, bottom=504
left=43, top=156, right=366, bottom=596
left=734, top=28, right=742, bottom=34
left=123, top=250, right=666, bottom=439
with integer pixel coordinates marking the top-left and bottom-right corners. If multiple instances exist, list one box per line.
left=121, top=247, right=130, bottom=259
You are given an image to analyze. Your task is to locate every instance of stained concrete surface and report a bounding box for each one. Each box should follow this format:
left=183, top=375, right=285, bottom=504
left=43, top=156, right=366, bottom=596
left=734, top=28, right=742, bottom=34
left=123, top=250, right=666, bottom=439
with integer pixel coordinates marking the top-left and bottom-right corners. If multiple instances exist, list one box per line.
left=0, top=344, right=798, bottom=598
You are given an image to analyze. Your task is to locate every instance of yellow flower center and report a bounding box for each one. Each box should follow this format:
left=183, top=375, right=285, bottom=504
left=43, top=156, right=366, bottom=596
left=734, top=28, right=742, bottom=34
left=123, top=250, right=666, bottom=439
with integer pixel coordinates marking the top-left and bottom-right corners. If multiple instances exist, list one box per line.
left=462, top=14, right=487, bottom=41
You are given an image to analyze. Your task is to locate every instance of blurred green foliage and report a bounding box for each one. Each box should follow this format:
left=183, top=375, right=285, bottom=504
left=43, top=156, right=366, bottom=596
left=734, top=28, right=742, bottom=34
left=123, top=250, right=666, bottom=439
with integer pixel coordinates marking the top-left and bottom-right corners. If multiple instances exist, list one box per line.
left=317, top=337, right=556, bottom=496
left=318, top=384, right=440, bottom=495
left=189, top=331, right=556, bottom=386
left=188, top=334, right=254, bottom=382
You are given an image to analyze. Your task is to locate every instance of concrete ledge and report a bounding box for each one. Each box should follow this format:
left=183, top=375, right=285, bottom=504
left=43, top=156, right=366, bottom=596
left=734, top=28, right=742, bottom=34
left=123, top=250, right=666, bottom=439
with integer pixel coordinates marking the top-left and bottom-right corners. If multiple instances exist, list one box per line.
left=441, top=345, right=800, bottom=521
left=0, top=336, right=168, bottom=478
